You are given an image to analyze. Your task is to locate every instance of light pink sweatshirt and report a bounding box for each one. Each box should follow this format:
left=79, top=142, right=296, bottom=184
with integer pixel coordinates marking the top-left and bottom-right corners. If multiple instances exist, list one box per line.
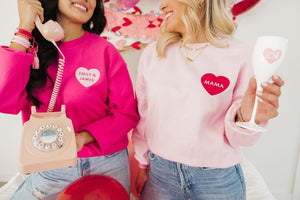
left=0, top=32, right=139, bottom=157
left=132, top=38, right=264, bottom=168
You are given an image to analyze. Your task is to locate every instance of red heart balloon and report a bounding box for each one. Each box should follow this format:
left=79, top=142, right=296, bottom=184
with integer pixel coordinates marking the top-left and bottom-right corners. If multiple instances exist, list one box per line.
left=56, top=175, right=129, bottom=200
left=231, top=0, right=261, bottom=20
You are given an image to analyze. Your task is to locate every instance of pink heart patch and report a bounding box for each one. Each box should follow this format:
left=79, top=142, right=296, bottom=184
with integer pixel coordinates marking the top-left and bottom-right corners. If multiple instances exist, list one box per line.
left=263, top=48, right=282, bottom=64
left=76, top=67, right=100, bottom=87
left=201, top=73, right=230, bottom=95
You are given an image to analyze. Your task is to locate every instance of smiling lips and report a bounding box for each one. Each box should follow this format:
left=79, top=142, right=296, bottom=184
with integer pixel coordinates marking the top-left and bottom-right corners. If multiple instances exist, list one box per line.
left=72, top=2, right=88, bottom=12
left=165, top=11, right=173, bottom=21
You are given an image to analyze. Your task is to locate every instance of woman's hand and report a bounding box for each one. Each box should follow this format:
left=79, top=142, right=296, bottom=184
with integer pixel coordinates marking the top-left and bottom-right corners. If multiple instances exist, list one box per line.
left=238, top=75, right=284, bottom=124
left=75, top=131, right=95, bottom=152
left=17, top=0, right=44, bottom=32
left=135, top=167, right=148, bottom=197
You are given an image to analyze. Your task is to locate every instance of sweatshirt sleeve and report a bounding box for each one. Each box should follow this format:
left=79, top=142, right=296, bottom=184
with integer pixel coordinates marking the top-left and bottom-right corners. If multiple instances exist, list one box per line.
left=224, top=47, right=264, bottom=147
left=0, top=46, right=33, bottom=114
left=131, top=48, right=150, bottom=167
left=81, top=46, right=139, bottom=155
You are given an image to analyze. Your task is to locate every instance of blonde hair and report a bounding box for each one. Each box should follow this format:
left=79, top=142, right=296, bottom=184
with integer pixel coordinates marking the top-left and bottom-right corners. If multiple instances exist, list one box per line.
left=156, top=0, right=237, bottom=57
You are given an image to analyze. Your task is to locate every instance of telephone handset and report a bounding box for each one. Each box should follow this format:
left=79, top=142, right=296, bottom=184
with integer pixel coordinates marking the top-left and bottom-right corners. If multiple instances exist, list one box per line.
left=35, top=16, right=64, bottom=42
left=19, top=17, right=77, bottom=174
left=34, top=16, right=66, bottom=112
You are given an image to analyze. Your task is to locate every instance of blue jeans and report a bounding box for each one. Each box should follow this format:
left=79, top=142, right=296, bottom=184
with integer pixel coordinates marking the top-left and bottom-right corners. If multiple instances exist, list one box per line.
left=10, top=149, right=130, bottom=200
left=141, top=152, right=246, bottom=200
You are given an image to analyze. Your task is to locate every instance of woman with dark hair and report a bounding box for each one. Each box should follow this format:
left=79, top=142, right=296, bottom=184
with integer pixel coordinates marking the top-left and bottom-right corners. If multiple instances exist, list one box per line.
left=27, top=0, right=108, bottom=106
left=0, top=0, right=139, bottom=199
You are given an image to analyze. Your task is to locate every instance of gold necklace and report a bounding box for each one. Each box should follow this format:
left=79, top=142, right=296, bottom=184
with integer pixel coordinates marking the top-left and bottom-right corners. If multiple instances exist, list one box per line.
left=183, top=43, right=209, bottom=62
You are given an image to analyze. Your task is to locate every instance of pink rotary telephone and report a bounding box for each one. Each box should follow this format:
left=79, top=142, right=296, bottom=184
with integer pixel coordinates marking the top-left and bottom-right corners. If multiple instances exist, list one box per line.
left=19, top=106, right=77, bottom=174
left=19, top=17, right=77, bottom=174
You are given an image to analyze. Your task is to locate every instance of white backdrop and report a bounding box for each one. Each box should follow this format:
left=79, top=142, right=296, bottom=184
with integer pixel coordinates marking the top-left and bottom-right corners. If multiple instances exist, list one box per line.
left=0, top=1, right=299, bottom=200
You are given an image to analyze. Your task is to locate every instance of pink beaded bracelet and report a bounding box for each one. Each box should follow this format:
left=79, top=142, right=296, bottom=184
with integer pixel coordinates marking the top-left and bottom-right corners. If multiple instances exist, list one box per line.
left=11, top=35, right=31, bottom=49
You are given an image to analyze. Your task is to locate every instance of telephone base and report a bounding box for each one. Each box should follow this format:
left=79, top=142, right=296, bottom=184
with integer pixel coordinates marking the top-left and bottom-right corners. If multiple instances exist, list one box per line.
left=19, top=156, right=77, bottom=175
left=19, top=106, right=77, bottom=175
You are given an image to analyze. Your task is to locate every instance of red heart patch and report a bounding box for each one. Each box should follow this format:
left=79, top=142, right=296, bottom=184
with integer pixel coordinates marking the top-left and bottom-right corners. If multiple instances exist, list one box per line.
left=201, top=73, right=230, bottom=95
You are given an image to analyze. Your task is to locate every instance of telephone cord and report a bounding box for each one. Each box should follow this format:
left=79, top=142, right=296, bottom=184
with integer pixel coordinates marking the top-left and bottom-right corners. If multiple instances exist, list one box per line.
left=47, top=41, right=65, bottom=112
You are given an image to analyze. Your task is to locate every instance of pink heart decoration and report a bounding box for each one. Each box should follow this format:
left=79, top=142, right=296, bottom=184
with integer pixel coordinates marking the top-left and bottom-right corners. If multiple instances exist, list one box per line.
left=201, top=73, right=230, bottom=95
left=116, top=39, right=126, bottom=50
left=123, top=0, right=140, bottom=9
left=263, top=48, right=282, bottom=64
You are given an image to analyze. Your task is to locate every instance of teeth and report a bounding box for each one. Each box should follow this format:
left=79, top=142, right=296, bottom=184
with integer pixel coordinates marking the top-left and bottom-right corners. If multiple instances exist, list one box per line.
left=165, top=12, right=173, bottom=19
left=73, top=3, right=87, bottom=12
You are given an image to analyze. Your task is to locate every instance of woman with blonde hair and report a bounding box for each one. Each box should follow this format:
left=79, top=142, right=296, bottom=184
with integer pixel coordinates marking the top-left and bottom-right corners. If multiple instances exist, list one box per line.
left=132, top=0, right=284, bottom=199
left=0, top=0, right=139, bottom=199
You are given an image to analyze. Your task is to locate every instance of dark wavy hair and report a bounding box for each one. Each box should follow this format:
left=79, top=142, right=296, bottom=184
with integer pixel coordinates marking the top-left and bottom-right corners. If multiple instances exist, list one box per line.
left=26, top=0, right=107, bottom=107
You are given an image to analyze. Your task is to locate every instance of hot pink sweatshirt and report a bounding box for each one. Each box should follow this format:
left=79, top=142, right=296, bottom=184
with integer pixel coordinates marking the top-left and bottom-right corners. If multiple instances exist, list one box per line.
left=0, top=32, right=139, bottom=157
left=132, top=38, right=264, bottom=168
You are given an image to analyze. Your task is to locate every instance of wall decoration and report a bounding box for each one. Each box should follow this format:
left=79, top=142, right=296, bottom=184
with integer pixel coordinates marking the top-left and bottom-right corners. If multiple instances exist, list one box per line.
left=102, top=0, right=162, bottom=51
left=103, top=0, right=261, bottom=51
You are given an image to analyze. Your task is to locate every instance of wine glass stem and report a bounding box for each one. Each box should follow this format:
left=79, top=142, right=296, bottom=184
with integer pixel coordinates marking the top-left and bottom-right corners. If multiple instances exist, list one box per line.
left=250, top=96, right=259, bottom=123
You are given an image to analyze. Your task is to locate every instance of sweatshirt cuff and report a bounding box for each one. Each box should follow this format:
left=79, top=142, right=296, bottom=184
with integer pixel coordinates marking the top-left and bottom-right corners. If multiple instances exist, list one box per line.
left=0, top=46, right=34, bottom=72
left=225, top=101, right=264, bottom=147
